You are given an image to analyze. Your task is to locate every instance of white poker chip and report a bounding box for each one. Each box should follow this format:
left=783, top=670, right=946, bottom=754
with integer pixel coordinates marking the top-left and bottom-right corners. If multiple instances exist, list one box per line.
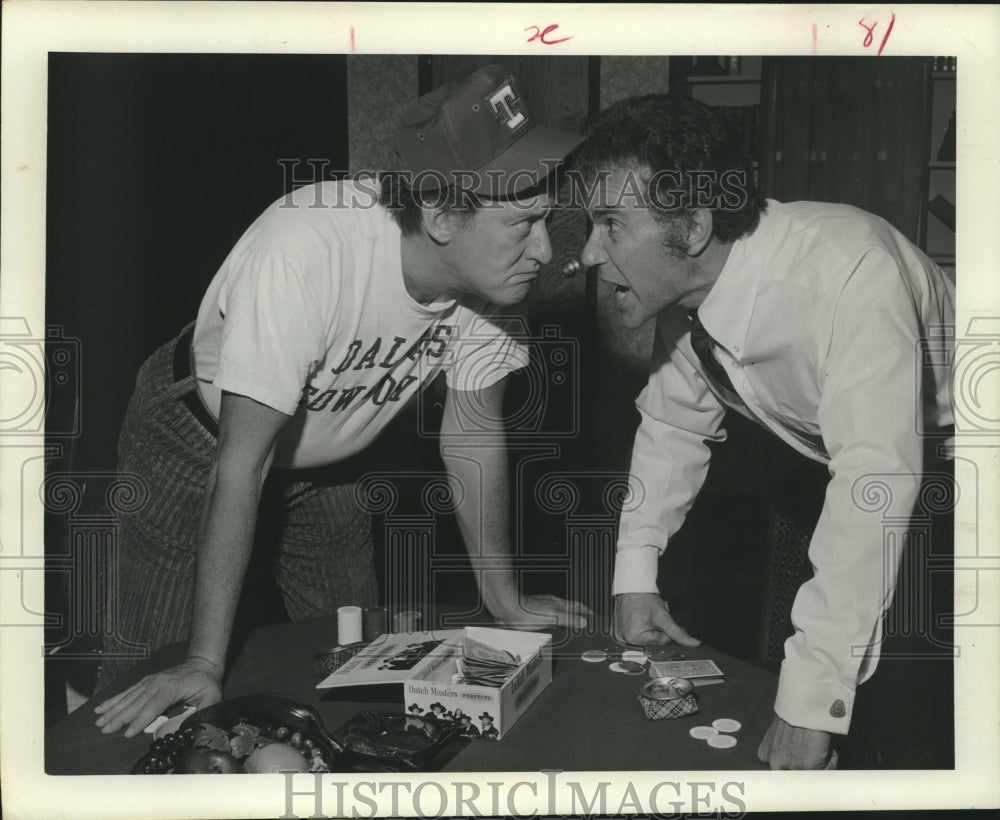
left=581, top=649, right=607, bottom=663
left=621, top=649, right=647, bottom=664
left=712, top=718, right=742, bottom=733
left=688, top=726, right=719, bottom=740
left=707, top=734, right=738, bottom=749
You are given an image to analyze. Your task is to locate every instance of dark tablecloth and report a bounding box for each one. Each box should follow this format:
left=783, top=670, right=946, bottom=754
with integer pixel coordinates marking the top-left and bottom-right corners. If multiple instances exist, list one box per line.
left=46, top=613, right=777, bottom=774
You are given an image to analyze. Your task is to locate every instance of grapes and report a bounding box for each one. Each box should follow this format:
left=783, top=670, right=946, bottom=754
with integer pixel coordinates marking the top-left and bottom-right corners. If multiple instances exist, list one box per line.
left=133, top=721, right=328, bottom=775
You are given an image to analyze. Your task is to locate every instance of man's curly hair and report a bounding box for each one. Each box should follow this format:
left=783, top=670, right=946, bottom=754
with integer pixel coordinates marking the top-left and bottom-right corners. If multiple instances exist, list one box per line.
left=571, top=94, right=766, bottom=242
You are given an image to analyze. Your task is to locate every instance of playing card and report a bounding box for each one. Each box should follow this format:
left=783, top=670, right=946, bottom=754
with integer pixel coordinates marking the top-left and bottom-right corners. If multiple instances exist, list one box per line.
left=649, top=658, right=725, bottom=684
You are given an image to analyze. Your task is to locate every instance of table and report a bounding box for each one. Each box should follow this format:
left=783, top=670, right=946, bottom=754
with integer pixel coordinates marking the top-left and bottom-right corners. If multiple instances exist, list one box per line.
left=46, top=613, right=778, bottom=774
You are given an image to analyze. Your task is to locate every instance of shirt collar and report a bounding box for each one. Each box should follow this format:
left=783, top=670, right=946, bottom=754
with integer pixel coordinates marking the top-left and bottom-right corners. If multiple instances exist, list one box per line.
left=695, top=201, right=775, bottom=353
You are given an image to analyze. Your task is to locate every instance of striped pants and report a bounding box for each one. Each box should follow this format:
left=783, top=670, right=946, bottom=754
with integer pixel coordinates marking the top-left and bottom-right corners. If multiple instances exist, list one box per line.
left=100, top=326, right=379, bottom=688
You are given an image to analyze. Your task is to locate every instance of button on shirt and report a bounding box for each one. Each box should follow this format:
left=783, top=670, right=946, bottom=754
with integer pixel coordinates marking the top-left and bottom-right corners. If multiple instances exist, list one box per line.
left=612, top=200, right=955, bottom=734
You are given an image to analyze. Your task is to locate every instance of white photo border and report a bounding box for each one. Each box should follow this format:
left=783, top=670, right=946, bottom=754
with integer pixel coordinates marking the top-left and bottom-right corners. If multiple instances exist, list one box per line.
left=2, top=2, right=998, bottom=817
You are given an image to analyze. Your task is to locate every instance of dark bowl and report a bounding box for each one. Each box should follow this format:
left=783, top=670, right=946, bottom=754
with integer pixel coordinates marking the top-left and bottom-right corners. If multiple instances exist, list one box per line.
left=131, top=693, right=342, bottom=774
left=179, top=693, right=341, bottom=752
left=132, top=694, right=464, bottom=773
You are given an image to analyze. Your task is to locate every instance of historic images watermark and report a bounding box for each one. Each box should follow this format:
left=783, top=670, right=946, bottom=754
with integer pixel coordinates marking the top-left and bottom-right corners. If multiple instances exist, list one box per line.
left=275, top=161, right=753, bottom=213
left=279, top=770, right=748, bottom=819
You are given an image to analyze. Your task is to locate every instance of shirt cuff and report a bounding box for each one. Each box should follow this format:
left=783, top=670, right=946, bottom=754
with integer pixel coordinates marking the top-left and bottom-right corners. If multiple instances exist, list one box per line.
left=612, top=546, right=662, bottom=595
left=774, top=660, right=856, bottom=735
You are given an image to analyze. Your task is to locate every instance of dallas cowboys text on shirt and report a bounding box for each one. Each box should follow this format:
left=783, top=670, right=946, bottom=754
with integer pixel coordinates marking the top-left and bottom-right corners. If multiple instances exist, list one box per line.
left=300, top=324, right=454, bottom=412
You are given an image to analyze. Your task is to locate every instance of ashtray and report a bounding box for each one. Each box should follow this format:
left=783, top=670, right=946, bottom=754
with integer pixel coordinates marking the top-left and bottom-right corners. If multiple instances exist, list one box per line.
left=329, top=710, right=467, bottom=770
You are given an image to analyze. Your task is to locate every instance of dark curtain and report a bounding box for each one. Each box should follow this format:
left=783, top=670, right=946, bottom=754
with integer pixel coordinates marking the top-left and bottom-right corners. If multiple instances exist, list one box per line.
left=44, top=54, right=349, bottom=712
left=46, top=53, right=350, bottom=480
left=759, top=57, right=931, bottom=241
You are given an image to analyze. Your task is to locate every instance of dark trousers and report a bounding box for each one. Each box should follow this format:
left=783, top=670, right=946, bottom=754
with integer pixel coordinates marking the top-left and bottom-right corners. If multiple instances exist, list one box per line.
left=99, top=326, right=379, bottom=689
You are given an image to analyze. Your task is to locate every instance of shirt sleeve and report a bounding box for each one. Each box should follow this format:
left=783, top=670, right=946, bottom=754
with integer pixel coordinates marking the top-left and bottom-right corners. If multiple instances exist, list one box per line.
left=775, top=246, right=926, bottom=735
left=443, top=301, right=530, bottom=392
left=212, top=249, right=327, bottom=415
left=612, top=308, right=727, bottom=595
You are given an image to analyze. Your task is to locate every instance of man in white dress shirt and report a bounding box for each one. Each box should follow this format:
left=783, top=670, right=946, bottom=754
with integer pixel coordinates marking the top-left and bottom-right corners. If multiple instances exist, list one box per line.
left=570, top=94, right=955, bottom=769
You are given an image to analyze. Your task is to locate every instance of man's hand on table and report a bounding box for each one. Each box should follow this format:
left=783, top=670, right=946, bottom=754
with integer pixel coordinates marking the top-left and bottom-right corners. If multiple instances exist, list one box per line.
left=757, top=714, right=837, bottom=769
left=94, top=657, right=223, bottom=738
left=489, top=593, right=593, bottom=630
left=614, top=593, right=702, bottom=647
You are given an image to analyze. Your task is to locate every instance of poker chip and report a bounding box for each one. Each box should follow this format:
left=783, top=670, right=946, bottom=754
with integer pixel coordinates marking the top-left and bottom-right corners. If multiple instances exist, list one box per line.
left=707, top=734, right=738, bottom=749
left=645, top=645, right=687, bottom=662
left=609, top=661, right=646, bottom=676
left=581, top=649, right=607, bottom=663
left=712, top=718, right=742, bottom=733
left=621, top=649, right=647, bottom=664
left=688, top=726, right=719, bottom=740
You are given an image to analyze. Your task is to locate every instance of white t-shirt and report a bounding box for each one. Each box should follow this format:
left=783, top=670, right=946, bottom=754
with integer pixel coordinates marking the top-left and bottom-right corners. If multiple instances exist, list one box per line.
left=193, top=181, right=529, bottom=469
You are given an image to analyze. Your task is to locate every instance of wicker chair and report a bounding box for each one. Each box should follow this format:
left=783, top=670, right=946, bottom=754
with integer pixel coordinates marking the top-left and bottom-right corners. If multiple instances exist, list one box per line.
left=758, top=465, right=829, bottom=669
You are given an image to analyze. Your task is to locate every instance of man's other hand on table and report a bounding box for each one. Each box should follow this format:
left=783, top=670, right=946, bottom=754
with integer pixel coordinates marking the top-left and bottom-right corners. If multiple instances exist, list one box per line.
left=94, top=656, right=222, bottom=738
left=490, top=593, right=593, bottom=631
left=613, top=592, right=703, bottom=647
left=757, top=714, right=837, bottom=769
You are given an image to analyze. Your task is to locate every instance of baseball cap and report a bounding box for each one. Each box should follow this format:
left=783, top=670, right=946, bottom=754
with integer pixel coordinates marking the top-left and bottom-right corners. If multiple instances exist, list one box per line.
left=394, top=64, right=583, bottom=198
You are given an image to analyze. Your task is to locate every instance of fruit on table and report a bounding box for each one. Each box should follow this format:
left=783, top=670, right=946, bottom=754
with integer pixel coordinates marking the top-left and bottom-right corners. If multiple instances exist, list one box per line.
left=133, top=714, right=331, bottom=775
left=174, top=747, right=241, bottom=774
left=229, top=722, right=260, bottom=758
left=134, top=727, right=197, bottom=774
left=244, top=742, right=309, bottom=774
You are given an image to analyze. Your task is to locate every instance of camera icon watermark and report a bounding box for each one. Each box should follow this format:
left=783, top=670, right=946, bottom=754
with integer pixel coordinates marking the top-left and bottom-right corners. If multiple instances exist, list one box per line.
left=419, top=319, right=580, bottom=440
left=0, top=317, right=81, bottom=437
left=950, top=317, right=1000, bottom=435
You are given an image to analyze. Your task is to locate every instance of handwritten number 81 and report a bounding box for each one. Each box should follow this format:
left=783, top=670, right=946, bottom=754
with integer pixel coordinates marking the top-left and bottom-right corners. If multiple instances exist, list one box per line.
left=858, top=12, right=896, bottom=56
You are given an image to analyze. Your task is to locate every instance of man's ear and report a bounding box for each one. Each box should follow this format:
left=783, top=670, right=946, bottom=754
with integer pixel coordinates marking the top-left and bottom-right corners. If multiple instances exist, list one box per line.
left=685, top=209, right=714, bottom=256
left=421, top=207, right=464, bottom=245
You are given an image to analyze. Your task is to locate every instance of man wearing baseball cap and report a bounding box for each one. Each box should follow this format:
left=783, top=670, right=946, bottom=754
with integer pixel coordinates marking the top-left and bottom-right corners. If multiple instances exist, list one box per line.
left=94, top=64, right=589, bottom=737
left=387, top=63, right=580, bottom=203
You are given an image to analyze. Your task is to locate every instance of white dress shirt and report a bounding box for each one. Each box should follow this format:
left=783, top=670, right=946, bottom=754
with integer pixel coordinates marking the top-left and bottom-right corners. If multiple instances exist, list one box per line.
left=612, top=200, right=955, bottom=734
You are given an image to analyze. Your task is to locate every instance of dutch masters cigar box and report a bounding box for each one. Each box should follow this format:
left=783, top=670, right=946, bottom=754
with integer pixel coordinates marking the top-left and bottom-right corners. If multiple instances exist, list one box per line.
left=316, top=627, right=552, bottom=739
